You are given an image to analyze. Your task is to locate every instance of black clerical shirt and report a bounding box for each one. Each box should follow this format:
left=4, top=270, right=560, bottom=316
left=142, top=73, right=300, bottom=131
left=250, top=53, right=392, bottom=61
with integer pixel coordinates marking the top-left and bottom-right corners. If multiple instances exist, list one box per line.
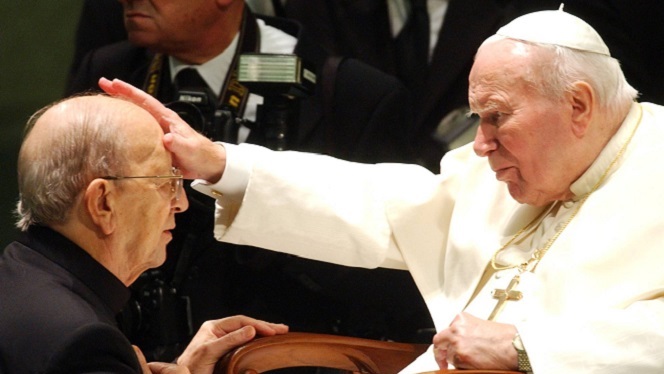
left=0, top=226, right=140, bottom=373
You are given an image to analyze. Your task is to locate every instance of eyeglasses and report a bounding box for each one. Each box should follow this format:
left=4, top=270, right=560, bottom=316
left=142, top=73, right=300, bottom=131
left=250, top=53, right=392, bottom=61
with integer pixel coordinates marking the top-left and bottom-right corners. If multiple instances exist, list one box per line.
left=101, top=167, right=184, bottom=201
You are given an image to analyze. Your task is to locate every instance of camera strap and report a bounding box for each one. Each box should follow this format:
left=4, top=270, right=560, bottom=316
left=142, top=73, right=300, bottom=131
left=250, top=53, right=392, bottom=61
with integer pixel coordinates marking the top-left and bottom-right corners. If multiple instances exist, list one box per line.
left=142, top=7, right=260, bottom=118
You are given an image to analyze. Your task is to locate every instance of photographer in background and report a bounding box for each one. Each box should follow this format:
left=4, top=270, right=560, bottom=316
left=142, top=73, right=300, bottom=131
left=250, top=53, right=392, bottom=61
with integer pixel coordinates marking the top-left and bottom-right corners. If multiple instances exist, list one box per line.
left=66, top=0, right=433, bottom=361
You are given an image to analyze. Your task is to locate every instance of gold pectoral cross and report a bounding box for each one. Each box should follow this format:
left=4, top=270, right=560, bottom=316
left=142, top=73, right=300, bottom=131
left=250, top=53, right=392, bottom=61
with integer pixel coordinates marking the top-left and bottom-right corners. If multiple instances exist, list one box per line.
left=488, top=274, right=523, bottom=321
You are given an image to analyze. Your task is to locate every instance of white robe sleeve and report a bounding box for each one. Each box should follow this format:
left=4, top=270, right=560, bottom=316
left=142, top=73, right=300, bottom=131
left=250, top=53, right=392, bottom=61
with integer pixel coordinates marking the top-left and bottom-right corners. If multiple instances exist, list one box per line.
left=196, top=143, right=442, bottom=269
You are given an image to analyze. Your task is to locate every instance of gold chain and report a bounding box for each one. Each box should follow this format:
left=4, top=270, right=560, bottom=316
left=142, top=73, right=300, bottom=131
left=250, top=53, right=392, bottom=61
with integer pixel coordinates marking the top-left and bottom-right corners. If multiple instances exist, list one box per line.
left=490, top=104, right=643, bottom=273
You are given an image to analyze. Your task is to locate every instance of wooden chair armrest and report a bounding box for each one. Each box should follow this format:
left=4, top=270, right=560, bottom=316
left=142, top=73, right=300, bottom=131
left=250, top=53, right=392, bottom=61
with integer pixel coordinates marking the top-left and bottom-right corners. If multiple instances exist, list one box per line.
left=214, top=332, right=523, bottom=374
left=215, top=332, right=428, bottom=373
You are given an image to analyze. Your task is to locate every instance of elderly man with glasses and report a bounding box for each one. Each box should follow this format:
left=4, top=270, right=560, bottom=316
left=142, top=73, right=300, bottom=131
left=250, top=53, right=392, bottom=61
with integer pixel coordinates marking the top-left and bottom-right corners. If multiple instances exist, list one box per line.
left=0, top=94, right=288, bottom=374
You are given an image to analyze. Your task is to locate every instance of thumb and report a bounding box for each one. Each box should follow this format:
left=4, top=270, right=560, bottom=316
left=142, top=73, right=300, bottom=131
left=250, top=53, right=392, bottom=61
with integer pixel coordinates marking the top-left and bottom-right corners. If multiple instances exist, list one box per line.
left=148, top=362, right=191, bottom=374
left=133, top=345, right=151, bottom=374
left=162, top=118, right=184, bottom=149
left=182, top=326, right=256, bottom=374
left=162, top=118, right=196, bottom=159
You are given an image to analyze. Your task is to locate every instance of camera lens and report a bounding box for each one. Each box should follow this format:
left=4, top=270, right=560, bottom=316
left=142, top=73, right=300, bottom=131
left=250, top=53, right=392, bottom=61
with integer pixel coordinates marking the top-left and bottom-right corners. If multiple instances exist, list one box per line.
left=165, top=101, right=206, bottom=133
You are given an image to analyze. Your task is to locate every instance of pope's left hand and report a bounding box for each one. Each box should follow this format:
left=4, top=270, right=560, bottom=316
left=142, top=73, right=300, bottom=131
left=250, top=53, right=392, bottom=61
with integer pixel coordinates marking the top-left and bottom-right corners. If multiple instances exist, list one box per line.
left=432, top=312, right=518, bottom=370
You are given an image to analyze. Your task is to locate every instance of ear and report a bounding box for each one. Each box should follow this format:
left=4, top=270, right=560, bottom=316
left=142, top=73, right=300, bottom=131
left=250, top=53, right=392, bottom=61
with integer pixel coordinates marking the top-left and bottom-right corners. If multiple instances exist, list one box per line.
left=84, top=179, right=117, bottom=236
left=569, top=81, right=595, bottom=138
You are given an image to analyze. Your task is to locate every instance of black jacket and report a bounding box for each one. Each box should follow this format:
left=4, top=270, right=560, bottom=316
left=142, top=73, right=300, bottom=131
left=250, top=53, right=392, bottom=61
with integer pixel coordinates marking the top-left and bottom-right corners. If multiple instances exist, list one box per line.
left=0, top=226, right=139, bottom=373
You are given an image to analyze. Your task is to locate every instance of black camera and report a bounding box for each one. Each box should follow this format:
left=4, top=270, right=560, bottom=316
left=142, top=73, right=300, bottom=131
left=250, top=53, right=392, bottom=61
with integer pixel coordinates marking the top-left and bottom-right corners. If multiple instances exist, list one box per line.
left=167, top=53, right=315, bottom=150
left=167, top=87, right=244, bottom=144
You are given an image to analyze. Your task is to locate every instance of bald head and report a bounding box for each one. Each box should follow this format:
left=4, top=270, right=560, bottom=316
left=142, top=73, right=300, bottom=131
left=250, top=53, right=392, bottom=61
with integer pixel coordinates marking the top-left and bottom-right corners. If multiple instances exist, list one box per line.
left=16, top=95, right=163, bottom=230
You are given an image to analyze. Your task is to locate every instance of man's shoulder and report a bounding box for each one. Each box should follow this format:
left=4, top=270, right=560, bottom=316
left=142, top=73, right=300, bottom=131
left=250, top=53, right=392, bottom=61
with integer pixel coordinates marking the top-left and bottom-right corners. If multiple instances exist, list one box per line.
left=0, top=246, right=123, bottom=372
left=66, top=41, right=153, bottom=95
left=89, top=40, right=150, bottom=64
left=0, top=242, right=112, bottom=329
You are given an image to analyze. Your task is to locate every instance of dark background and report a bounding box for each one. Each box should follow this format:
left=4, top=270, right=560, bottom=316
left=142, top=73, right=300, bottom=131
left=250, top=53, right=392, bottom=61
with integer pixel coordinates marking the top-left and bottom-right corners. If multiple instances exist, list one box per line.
left=0, top=1, right=81, bottom=249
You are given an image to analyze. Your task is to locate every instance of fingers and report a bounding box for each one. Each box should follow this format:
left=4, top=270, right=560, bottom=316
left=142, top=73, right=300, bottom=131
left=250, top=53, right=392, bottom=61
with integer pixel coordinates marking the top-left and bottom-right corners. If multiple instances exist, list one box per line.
left=206, top=315, right=289, bottom=338
left=446, top=349, right=466, bottom=370
left=252, top=320, right=290, bottom=336
left=434, top=346, right=449, bottom=369
left=177, top=316, right=289, bottom=372
left=433, top=328, right=451, bottom=369
left=176, top=326, right=256, bottom=373
left=161, top=116, right=205, bottom=153
left=200, top=316, right=289, bottom=361
left=98, top=77, right=178, bottom=134
left=190, top=323, right=283, bottom=368
left=433, top=313, right=519, bottom=370
left=147, top=362, right=192, bottom=374
left=98, top=77, right=116, bottom=95
left=434, top=338, right=464, bottom=370
left=135, top=345, right=192, bottom=373
left=133, top=345, right=152, bottom=374
left=213, top=325, right=257, bottom=352
left=433, top=314, right=466, bottom=369
left=256, top=318, right=289, bottom=334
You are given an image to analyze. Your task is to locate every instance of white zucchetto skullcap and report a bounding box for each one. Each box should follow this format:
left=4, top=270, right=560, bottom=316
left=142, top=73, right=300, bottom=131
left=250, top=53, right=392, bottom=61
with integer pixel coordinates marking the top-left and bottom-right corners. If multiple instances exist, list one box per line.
left=495, top=4, right=610, bottom=56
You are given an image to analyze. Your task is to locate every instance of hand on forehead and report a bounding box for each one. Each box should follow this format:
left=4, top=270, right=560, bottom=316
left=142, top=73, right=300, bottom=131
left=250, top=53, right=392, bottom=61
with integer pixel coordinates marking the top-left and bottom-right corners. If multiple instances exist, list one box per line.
left=99, top=77, right=179, bottom=135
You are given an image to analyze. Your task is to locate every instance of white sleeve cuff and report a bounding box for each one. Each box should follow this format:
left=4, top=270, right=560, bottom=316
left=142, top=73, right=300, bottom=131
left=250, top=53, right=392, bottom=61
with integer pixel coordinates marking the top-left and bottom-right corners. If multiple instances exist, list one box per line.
left=190, top=142, right=253, bottom=200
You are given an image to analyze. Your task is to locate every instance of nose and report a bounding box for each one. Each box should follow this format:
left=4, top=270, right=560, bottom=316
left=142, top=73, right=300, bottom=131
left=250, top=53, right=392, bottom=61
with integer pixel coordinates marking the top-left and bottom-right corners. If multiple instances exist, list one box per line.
left=173, top=191, right=189, bottom=213
left=473, top=123, right=498, bottom=157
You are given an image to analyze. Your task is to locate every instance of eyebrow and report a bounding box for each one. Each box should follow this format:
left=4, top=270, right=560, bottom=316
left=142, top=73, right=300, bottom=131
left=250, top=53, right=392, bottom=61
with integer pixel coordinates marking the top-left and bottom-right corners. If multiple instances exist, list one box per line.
left=469, top=99, right=502, bottom=116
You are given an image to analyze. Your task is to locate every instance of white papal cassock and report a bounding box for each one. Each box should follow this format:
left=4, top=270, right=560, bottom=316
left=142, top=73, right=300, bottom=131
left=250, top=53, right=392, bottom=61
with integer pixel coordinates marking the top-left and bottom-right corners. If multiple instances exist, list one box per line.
left=193, top=102, right=664, bottom=373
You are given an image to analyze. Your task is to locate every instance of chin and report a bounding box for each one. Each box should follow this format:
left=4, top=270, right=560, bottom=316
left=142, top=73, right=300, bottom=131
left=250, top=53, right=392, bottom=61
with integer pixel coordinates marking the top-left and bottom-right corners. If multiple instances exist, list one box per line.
left=127, top=32, right=159, bottom=49
left=150, top=252, right=168, bottom=269
left=506, top=182, right=524, bottom=200
left=154, top=257, right=167, bottom=268
left=507, top=185, right=537, bottom=206
left=509, top=191, right=553, bottom=207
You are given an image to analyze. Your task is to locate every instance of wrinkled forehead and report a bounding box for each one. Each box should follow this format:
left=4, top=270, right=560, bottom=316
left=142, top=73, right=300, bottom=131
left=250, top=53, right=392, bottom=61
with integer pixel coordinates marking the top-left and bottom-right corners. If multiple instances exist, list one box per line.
left=472, top=39, right=537, bottom=79
left=469, top=40, right=539, bottom=111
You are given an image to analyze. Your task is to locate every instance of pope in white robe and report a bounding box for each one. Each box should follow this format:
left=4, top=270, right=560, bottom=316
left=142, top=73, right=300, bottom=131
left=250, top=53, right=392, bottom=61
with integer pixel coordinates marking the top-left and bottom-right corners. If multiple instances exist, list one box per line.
left=191, top=102, right=664, bottom=374
left=100, top=7, right=664, bottom=374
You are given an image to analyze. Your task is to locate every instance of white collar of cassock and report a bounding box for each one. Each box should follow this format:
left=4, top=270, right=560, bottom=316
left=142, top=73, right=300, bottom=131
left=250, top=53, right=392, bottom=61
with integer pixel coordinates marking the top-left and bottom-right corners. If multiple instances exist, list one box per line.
left=569, top=102, right=641, bottom=199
